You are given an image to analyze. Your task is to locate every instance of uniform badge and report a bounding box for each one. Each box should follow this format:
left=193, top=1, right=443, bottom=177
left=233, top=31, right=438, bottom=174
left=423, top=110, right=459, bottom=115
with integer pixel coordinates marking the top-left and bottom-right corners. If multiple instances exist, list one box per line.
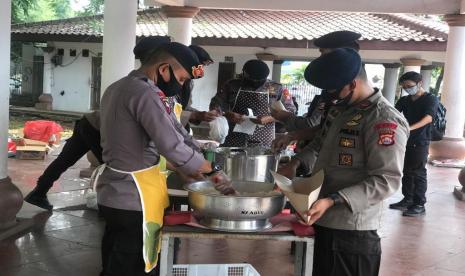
left=339, top=153, right=353, bottom=166
left=157, top=91, right=171, bottom=114
left=374, top=121, right=398, bottom=146
left=339, top=137, right=355, bottom=148
left=340, top=128, right=360, bottom=136
left=345, top=113, right=363, bottom=127
left=192, top=65, right=204, bottom=79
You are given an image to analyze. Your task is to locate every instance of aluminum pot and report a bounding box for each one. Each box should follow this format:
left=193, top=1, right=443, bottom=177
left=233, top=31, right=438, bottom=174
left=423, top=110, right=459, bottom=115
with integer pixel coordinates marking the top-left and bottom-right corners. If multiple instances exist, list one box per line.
left=184, top=180, right=285, bottom=232
left=214, top=147, right=279, bottom=183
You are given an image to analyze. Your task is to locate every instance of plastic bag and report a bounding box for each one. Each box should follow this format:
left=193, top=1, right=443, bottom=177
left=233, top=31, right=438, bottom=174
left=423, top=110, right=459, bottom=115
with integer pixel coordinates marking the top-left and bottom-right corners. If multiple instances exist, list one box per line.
left=23, top=120, right=63, bottom=144
left=209, top=116, right=229, bottom=144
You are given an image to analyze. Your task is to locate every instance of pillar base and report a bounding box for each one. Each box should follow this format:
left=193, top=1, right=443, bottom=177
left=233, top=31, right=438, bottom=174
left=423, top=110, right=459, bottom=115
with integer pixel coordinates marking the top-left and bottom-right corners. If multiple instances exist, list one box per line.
left=428, top=137, right=465, bottom=161
left=455, top=168, right=465, bottom=201
left=0, top=177, right=23, bottom=231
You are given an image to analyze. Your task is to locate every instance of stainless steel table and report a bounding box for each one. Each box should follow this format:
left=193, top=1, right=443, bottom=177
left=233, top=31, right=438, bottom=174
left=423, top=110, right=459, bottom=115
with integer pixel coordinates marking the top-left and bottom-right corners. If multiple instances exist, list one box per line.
left=160, top=225, right=314, bottom=276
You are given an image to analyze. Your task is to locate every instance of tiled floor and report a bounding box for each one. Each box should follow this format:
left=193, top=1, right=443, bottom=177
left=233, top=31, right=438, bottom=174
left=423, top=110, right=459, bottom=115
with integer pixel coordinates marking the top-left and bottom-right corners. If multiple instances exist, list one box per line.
left=1, top=145, right=465, bottom=275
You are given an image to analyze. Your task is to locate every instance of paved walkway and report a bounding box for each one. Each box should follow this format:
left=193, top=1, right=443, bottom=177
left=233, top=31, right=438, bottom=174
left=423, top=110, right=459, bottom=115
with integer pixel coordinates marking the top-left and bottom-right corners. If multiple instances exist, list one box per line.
left=1, top=145, right=464, bottom=276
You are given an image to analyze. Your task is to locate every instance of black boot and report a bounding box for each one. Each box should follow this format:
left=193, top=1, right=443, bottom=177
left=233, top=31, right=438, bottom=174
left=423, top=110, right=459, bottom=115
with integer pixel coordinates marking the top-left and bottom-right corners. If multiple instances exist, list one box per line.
left=389, top=198, right=413, bottom=211
left=24, top=187, right=53, bottom=211
left=403, top=205, right=426, bottom=217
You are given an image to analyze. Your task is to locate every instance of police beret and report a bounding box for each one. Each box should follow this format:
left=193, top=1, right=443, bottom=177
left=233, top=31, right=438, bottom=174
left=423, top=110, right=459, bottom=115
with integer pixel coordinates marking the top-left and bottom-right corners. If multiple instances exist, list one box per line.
left=188, top=45, right=213, bottom=64
left=242, top=59, right=270, bottom=80
left=313, top=30, right=361, bottom=49
left=133, top=36, right=171, bottom=60
left=304, top=48, right=362, bottom=90
left=160, top=42, right=204, bottom=79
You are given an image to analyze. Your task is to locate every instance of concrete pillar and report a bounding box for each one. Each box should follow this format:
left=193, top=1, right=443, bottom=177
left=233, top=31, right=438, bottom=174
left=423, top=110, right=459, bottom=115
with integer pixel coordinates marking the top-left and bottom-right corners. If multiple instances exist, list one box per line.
left=161, top=6, right=199, bottom=45
left=429, top=14, right=465, bottom=162
left=0, top=0, right=23, bottom=233
left=101, top=0, right=138, bottom=94
left=420, top=65, right=435, bottom=91
left=256, top=53, right=277, bottom=80
left=382, top=63, right=401, bottom=104
left=35, top=52, right=53, bottom=110
left=272, top=60, right=284, bottom=82
left=400, top=58, right=425, bottom=73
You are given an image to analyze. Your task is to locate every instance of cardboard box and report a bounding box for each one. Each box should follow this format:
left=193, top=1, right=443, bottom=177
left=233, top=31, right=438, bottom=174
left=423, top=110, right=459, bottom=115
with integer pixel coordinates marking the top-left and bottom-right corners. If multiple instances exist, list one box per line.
left=18, top=138, right=49, bottom=147
left=15, top=146, right=47, bottom=160
left=272, top=170, right=324, bottom=223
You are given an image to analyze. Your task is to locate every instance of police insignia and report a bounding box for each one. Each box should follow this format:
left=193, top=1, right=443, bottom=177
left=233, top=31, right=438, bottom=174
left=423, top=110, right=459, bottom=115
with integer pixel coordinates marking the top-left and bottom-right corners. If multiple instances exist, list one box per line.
left=346, top=120, right=359, bottom=127
left=192, top=65, right=204, bottom=79
left=157, top=91, right=171, bottom=114
left=339, top=153, right=353, bottom=166
left=339, top=137, right=355, bottom=148
left=345, top=113, right=363, bottom=127
left=351, top=114, right=363, bottom=121
left=374, top=121, right=398, bottom=146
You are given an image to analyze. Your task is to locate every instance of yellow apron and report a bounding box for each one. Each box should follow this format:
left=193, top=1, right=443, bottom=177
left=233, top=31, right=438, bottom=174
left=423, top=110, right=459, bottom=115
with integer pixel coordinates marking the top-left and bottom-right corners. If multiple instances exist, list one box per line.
left=92, top=102, right=184, bottom=273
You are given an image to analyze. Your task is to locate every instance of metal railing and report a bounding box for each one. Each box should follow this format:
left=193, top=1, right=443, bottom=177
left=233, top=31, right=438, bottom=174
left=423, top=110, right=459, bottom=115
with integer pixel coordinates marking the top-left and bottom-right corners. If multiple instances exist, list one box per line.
left=10, top=62, right=22, bottom=96
left=284, top=83, right=321, bottom=116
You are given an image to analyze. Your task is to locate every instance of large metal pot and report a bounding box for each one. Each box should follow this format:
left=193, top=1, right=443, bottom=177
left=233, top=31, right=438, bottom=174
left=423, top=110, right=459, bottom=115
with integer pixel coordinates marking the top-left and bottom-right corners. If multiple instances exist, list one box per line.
left=185, top=180, right=285, bottom=232
left=213, top=147, right=279, bottom=183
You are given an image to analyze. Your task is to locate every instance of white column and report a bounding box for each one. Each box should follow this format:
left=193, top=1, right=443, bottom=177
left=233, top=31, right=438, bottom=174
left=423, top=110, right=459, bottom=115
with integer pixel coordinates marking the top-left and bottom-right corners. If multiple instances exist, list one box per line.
left=401, top=58, right=425, bottom=73
left=382, top=63, right=401, bottom=105
left=442, top=15, right=465, bottom=139
left=420, top=65, right=435, bottom=91
left=101, top=0, right=138, bottom=94
left=0, top=0, right=10, bottom=179
left=42, top=52, right=53, bottom=95
left=162, top=6, right=200, bottom=46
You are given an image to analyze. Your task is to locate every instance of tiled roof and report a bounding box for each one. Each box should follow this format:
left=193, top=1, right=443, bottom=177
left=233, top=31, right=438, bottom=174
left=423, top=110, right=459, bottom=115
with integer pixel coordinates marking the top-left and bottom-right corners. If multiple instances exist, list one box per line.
left=11, top=8, right=448, bottom=43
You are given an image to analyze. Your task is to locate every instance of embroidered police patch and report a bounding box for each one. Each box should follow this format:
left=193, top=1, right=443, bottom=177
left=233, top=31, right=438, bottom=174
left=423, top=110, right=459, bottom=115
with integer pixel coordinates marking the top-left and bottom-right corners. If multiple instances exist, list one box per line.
left=339, top=137, right=355, bottom=148
left=339, top=153, right=353, bottom=166
left=375, top=121, right=398, bottom=146
left=345, top=113, right=363, bottom=127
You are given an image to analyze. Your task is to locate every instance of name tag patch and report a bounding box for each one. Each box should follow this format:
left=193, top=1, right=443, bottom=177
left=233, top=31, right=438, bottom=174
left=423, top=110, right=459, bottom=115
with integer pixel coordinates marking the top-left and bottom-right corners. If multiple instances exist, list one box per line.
left=339, top=153, right=353, bottom=166
left=339, top=137, right=355, bottom=148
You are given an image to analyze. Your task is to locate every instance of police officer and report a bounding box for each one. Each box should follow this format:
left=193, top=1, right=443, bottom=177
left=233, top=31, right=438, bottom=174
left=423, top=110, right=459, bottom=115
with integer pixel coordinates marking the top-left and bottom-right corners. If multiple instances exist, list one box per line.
left=98, top=42, right=218, bottom=276
left=278, top=48, right=409, bottom=275
left=390, top=71, right=439, bottom=216
left=209, top=59, right=296, bottom=147
left=176, top=45, right=219, bottom=129
left=23, top=37, right=171, bottom=211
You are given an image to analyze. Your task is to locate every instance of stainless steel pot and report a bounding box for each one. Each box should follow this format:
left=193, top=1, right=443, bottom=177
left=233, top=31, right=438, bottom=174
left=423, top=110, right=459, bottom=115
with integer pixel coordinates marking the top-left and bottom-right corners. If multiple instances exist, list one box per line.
left=214, top=147, right=279, bottom=183
left=184, top=180, right=285, bottom=232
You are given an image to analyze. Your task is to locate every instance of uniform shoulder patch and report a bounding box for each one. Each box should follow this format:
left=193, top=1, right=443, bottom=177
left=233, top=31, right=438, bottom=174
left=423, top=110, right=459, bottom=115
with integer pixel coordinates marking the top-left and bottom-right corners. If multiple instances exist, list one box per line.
left=374, top=121, right=398, bottom=146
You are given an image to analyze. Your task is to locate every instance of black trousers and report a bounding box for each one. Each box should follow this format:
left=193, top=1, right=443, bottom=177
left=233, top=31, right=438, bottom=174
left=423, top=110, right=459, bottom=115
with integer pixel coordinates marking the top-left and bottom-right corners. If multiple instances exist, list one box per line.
left=401, top=144, right=429, bottom=205
left=99, top=205, right=160, bottom=276
left=312, top=225, right=381, bottom=276
left=35, top=117, right=103, bottom=196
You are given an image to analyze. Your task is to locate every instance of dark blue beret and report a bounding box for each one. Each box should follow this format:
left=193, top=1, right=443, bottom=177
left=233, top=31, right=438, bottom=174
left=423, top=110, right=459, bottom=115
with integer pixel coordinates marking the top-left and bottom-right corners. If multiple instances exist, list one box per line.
left=313, top=31, right=361, bottom=50
left=188, top=45, right=213, bottom=64
left=160, top=42, right=204, bottom=79
left=304, top=48, right=362, bottom=90
left=133, top=36, right=171, bottom=60
left=242, top=59, right=270, bottom=80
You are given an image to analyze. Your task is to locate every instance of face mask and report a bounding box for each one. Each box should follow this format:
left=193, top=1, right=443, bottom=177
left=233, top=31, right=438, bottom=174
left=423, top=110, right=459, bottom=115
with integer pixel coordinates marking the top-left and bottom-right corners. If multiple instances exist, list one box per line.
left=156, top=65, right=183, bottom=97
left=403, top=85, right=419, bottom=96
left=324, top=88, right=353, bottom=107
left=334, top=90, right=354, bottom=106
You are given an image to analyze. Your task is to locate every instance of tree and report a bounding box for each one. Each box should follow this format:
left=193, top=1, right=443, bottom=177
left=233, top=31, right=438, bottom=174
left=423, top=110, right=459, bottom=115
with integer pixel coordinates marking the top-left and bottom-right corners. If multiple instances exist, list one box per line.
left=11, top=0, right=75, bottom=23
left=77, top=0, right=104, bottom=16
left=11, top=0, right=38, bottom=23
left=289, top=64, right=308, bottom=84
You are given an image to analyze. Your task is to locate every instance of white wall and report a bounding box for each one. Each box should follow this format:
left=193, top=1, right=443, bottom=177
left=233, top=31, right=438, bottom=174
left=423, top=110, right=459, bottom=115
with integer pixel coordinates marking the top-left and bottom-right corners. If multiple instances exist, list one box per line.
left=47, top=42, right=102, bottom=112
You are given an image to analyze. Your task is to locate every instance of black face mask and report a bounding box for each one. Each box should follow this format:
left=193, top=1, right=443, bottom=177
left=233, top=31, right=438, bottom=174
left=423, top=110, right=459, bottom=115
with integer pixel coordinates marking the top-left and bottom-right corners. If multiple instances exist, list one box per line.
left=324, top=87, right=353, bottom=107
left=156, top=65, right=183, bottom=97
left=334, top=90, right=354, bottom=106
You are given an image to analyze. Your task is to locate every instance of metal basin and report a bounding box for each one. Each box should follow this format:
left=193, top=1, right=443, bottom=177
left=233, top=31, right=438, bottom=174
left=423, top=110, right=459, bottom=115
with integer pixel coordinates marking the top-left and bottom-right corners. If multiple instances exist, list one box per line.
left=214, top=147, right=279, bottom=183
left=185, top=180, right=285, bottom=232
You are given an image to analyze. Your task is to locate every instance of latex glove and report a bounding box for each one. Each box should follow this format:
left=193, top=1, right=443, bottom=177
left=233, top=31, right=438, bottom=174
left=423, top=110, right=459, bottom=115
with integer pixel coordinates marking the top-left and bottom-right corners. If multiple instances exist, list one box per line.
left=306, top=198, right=334, bottom=225
left=210, top=171, right=236, bottom=195
left=272, top=134, right=293, bottom=153
left=224, top=111, right=245, bottom=124
left=277, top=159, right=300, bottom=179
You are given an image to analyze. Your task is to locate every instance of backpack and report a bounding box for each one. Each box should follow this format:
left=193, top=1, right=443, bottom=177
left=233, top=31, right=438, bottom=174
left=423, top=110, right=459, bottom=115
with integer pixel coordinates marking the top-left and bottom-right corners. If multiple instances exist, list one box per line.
left=431, top=99, right=446, bottom=141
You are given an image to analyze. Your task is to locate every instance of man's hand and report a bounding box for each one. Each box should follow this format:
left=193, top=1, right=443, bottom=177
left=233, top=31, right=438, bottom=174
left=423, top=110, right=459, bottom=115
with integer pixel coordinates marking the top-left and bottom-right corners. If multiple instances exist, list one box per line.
left=271, top=109, right=293, bottom=122
left=190, top=111, right=219, bottom=123
left=272, top=134, right=294, bottom=153
left=277, top=159, right=301, bottom=179
left=250, top=115, right=275, bottom=125
left=224, top=111, right=245, bottom=124
left=306, top=198, right=334, bottom=225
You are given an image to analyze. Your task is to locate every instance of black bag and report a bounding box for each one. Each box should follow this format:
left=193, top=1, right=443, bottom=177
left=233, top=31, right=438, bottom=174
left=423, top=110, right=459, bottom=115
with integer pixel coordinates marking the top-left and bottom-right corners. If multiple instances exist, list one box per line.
left=431, top=100, right=446, bottom=141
